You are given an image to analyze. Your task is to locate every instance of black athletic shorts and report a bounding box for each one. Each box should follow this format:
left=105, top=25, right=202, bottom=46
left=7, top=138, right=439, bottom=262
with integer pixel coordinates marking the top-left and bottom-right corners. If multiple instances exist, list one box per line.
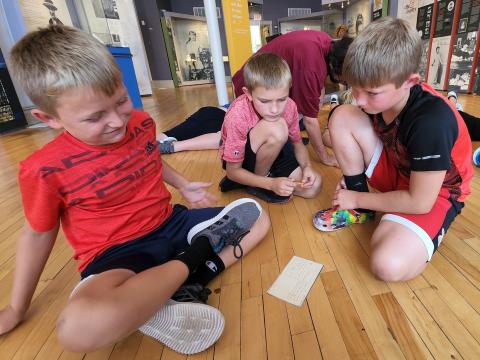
left=164, top=106, right=226, bottom=140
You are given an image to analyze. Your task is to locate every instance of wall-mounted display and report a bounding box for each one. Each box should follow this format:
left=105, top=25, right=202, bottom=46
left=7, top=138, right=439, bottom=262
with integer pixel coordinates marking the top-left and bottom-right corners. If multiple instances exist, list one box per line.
left=448, top=31, right=477, bottom=91
left=448, top=0, right=479, bottom=92
left=19, top=0, right=73, bottom=31
left=161, top=11, right=214, bottom=86
left=416, top=1, right=434, bottom=81
left=250, top=21, right=272, bottom=53
left=345, top=0, right=370, bottom=37
left=72, top=0, right=152, bottom=95
left=373, top=0, right=388, bottom=21
left=278, top=10, right=343, bottom=38
left=0, top=51, right=27, bottom=132
left=434, top=0, right=457, bottom=38
left=398, top=0, right=419, bottom=28
left=427, top=36, right=451, bottom=89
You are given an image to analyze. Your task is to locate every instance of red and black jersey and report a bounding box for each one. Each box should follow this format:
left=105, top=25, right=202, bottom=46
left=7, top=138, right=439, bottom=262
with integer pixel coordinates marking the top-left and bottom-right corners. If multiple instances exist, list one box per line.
left=371, top=83, right=473, bottom=202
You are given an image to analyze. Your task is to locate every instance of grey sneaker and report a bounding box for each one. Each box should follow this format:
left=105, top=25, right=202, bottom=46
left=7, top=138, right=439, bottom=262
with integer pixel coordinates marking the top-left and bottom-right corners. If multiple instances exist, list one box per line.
left=158, top=140, right=175, bottom=154
left=172, top=283, right=212, bottom=304
left=187, top=198, right=262, bottom=258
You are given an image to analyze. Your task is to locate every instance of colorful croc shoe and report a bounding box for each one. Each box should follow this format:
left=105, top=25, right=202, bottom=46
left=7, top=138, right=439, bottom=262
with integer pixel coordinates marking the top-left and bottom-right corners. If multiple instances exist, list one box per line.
left=313, top=207, right=374, bottom=232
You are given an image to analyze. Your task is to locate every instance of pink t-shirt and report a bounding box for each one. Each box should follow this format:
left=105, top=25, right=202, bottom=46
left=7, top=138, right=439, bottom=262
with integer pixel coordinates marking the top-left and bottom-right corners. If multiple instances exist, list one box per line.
left=220, top=94, right=302, bottom=163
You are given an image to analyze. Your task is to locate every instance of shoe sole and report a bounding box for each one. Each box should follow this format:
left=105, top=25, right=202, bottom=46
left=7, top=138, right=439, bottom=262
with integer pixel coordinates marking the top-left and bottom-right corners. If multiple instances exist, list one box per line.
left=139, top=300, right=225, bottom=355
left=187, top=198, right=262, bottom=247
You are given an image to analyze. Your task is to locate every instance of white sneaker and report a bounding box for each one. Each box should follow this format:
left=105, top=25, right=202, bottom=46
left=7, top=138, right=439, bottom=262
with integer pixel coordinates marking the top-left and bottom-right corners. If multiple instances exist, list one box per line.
left=158, top=136, right=177, bottom=143
left=447, top=91, right=463, bottom=111
left=330, top=94, right=339, bottom=106
left=139, top=300, right=225, bottom=355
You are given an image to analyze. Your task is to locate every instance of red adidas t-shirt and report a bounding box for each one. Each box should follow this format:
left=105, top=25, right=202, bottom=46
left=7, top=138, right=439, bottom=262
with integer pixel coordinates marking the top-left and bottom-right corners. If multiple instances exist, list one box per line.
left=19, top=110, right=173, bottom=271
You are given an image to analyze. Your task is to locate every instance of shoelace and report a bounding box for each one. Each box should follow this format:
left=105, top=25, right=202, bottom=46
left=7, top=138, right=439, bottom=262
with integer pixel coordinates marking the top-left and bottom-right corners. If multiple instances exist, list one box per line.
left=210, top=216, right=249, bottom=258
left=228, top=230, right=249, bottom=259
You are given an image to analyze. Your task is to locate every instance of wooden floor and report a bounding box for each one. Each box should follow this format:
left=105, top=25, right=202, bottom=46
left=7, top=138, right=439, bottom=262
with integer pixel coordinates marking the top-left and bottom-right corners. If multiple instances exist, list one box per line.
left=1, top=84, right=480, bottom=360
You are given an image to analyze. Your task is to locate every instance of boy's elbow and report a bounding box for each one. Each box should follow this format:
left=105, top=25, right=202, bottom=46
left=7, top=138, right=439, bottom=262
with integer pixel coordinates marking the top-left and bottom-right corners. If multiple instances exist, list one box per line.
left=413, top=199, right=435, bottom=214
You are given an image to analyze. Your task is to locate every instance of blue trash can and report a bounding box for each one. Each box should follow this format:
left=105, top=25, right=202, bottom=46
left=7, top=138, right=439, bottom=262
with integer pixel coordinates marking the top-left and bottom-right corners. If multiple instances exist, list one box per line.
left=108, top=46, right=143, bottom=109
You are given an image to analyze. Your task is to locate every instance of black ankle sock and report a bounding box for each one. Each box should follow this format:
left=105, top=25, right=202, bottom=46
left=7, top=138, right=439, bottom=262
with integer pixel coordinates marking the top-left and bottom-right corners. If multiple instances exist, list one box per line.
left=344, top=173, right=373, bottom=213
left=174, top=236, right=215, bottom=274
left=186, top=253, right=225, bottom=286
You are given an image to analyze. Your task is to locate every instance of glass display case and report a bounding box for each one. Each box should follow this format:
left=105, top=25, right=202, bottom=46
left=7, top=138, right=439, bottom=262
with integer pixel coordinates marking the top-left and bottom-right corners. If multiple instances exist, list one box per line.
left=160, top=11, right=215, bottom=86
left=278, top=10, right=342, bottom=37
left=0, top=50, right=27, bottom=132
left=250, top=20, right=272, bottom=53
left=72, top=0, right=123, bottom=46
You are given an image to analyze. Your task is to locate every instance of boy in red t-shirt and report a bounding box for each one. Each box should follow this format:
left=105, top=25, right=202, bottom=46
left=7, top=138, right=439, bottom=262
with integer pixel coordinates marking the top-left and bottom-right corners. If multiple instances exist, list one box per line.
left=0, top=26, right=269, bottom=355
left=219, top=53, right=322, bottom=203
left=314, top=18, right=473, bottom=282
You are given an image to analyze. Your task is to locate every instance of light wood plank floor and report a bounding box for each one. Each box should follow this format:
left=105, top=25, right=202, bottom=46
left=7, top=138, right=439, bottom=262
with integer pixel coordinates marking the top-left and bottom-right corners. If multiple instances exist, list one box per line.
left=1, top=84, right=480, bottom=359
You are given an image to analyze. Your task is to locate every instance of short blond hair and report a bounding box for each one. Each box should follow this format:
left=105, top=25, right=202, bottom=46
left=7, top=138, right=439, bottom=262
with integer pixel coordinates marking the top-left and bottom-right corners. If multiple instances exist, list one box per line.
left=243, top=53, right=291, bottom=91
left=343, top=17, right=421, bottom=88
left=9, top=25, right=122, bottom=115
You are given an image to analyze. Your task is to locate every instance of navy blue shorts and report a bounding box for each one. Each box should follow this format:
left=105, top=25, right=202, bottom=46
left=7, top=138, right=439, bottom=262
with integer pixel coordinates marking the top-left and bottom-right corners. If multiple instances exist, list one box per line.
left=80, top=205, right=223, bottom=279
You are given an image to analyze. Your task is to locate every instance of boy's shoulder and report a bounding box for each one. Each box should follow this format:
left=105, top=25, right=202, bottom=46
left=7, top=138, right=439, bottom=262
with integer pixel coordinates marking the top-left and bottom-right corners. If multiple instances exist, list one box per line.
left=403, top=83, right=455, bottom=123
left=224, top=94, right=254, bottom=121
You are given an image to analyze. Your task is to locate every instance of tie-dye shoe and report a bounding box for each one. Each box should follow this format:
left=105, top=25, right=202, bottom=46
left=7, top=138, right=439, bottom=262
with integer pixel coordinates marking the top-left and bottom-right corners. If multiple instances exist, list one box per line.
left=313, top=207, right=374, bottom=232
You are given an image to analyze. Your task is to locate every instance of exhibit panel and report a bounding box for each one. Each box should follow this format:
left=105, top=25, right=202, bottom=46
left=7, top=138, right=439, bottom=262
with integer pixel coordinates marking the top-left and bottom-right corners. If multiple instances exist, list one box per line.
left=161, top=11, right=215, bottom=86
left=416, top=1, right=435, bottom=81
left=277, top=10, right=343, bottom=38
left=452, top=0, right=480, bottom=93
left=250, top=20, right=272, bottom=53
left=0, top=49, right=27, bottom=133
left=426, top=0, right=458, bottom=90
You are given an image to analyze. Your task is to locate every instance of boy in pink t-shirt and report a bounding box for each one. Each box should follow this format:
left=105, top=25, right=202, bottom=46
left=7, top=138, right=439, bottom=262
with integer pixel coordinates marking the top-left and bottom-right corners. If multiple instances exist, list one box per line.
left=219, top=53, right=322, bottom=203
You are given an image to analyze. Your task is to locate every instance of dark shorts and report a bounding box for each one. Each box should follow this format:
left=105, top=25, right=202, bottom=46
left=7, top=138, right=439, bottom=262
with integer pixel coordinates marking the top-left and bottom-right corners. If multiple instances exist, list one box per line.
left=222, top=131, right=299, bottom=177
left=460, top=110, right=480, bottom=141
left=80, top=205, right=223, bottom=279
left=164, top=107, right=226, bottom=141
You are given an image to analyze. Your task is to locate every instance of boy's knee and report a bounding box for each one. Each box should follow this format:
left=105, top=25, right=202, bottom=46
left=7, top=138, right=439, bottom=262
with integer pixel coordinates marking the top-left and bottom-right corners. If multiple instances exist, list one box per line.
left=56, top=300, right=105, bottom=352
left=301, top=174, right=323, bottom=198
left=260, top=118, right=288, bottom=141
left=370, top=251, right=415, bottom=282
left=328, top=104, right=364, bottom=133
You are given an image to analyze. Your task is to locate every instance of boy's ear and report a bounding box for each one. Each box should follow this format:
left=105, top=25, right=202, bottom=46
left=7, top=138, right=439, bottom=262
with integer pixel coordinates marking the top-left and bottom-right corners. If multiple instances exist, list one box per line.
left=30, top=109, right=64, bottom=130
left=242, top=86, right=253, bottom=101
left=404, top=73, right=421, bottom=88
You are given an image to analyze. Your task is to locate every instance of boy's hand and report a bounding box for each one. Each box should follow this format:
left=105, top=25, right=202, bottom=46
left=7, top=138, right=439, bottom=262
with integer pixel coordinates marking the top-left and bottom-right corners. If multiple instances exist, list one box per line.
left=270, top=177, right=296, bottom=196
left=299, top=166, right=316, bottom=188
left=336, top=177, right=346, bottom=191
left=333, top=188, right=358, bottom=210
left=179, top=182, right=217, bottom=208
left=0, top=305, right=24, bottom=335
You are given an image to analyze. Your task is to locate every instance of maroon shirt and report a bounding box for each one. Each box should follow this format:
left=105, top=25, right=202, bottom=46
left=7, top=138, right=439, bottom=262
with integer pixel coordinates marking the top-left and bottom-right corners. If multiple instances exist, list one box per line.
left=232, top=30, right=333, bottom=118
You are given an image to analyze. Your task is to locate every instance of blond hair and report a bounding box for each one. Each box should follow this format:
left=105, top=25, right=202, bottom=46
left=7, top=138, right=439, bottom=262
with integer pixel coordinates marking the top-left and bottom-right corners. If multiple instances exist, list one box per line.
left=340, top=88, right=356, bottom=105
left=243, top=53, right=291, bottom=91
left=9, top=25, right=122, bottom=115
left=343, top=17, right=421, bottom=88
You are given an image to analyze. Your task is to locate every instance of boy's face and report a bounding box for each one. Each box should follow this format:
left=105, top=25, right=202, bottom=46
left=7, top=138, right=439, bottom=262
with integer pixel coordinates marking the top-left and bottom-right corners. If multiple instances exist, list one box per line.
left=351, top=75, right=419, bottom=116
left=33, top=85, right=133, bottom=146
left=243, top=85, right=290, bottom=121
